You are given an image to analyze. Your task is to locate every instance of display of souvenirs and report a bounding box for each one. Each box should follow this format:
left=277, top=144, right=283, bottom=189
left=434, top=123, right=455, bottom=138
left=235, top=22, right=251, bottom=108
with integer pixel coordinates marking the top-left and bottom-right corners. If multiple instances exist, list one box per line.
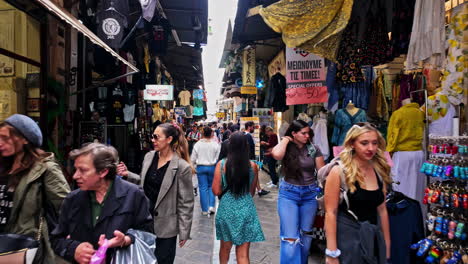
left=414, top=135, right=468, bottom=263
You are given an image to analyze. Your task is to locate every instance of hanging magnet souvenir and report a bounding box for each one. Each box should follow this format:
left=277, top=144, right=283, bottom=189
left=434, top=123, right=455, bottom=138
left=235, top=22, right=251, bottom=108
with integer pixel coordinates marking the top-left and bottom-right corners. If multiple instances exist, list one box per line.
left=431, top=189, right=441, bottom=204
left=448, top=220, right=457, bottom=240
left=451, top=193, right=459, bottom=208
left=435, top=217, right=443, bottom=235
left=442, top=218, right=450, bottom=236
left=455, top=222, right=464, bottom=239
left=416, top=239, right=433, bottom=257
left=425, top=246, right=442, bottom=263
left=427, top=213, right=436, bottom=231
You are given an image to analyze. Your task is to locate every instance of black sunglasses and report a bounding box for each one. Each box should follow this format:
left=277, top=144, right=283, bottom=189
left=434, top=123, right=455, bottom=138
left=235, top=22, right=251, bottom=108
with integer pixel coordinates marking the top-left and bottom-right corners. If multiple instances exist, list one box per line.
left=151, top=134, right=163, bottom=140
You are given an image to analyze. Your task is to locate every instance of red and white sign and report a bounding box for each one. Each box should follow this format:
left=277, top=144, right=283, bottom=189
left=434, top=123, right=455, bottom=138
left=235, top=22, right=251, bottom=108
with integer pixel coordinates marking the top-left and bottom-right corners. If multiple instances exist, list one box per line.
left=144, top=85, right=174, bottom=101
left=285, top=48, right=328, bottom=105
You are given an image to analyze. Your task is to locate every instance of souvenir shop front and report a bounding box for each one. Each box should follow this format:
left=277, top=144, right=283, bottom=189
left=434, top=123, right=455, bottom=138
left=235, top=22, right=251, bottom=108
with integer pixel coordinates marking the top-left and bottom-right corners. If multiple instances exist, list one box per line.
left=225, top=0, right=467, bottom=262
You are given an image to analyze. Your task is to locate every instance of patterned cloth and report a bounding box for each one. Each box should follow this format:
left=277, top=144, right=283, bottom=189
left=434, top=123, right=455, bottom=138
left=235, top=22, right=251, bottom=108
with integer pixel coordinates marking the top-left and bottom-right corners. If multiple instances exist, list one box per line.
left=259, top=0, right=354, bottom=62
left=440, top=3, right=467, bottom=106
left=215, top=160, right=265, bottom=245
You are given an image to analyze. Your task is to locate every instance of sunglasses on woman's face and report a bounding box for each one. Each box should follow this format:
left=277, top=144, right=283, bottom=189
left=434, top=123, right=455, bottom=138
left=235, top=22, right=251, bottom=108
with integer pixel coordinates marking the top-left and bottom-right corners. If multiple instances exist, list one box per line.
left=151, top=134, right=164, bottom=140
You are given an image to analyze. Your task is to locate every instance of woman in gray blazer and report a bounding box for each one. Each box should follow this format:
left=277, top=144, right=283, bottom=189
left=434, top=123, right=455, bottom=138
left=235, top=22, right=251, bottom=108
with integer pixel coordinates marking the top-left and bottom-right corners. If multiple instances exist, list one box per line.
left=117, top=123, right=194, bottom=264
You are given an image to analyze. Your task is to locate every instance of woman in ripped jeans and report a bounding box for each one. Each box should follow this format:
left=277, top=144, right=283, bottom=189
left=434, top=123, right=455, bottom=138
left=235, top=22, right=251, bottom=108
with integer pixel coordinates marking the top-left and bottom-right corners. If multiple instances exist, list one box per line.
left=272, top=120, right=325, bottom=264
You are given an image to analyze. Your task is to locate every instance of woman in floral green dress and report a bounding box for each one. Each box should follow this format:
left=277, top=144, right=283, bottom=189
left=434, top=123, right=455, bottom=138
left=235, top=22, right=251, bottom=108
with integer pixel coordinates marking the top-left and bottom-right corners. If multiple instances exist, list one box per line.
left=212, top=132, right=265, bottom=264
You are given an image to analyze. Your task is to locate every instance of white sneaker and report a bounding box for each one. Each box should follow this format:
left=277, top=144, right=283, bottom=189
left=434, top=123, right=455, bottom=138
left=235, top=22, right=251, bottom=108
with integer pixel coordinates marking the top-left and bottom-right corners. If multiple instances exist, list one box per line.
left=201, top=211, right=209, bottom=216
left=208, top=207, right=215, bottom=214
left=269, top=183, right=278, bottom=188
left=266, top=181, right=273, bottom=186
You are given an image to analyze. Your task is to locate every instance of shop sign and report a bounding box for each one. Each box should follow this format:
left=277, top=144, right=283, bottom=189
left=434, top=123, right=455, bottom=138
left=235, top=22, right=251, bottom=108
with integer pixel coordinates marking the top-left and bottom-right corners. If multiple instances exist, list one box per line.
left=268, top=50, right=286, bottom=78
left=241, top=86, right=257, bottom=94
left=143, top=85, right=174, bottom=101
left=174, top=107, right=186, bottom=116
left=285, top=47, right=328, bottom=105
left=216, top=112, right=225, bottom=118
left=241, top=47, right=257, bottom=94
left=240, top=117, right=260, bottom=156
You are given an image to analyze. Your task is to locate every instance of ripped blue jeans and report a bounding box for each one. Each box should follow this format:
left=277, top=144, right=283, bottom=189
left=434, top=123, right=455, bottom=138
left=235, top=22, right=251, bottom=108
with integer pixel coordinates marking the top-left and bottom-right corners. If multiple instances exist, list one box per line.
left=278, top=180, right=318, bottom=264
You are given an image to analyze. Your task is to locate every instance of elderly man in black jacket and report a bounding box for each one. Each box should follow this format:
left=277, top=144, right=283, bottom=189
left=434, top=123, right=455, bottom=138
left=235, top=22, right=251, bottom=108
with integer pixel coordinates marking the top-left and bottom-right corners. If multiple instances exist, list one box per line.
left=51, top=143, right=153, bottom=263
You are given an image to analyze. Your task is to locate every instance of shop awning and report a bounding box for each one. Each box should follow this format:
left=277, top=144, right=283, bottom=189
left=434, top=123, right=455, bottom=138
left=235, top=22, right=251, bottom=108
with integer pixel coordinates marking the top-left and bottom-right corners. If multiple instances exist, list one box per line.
left=160, top=0, right=208, bottom=45
left=161, top=44, right=204, bottom=90
left=232, top=0, right=280, bottom=44
left=35, top=0, right=139, bottom=74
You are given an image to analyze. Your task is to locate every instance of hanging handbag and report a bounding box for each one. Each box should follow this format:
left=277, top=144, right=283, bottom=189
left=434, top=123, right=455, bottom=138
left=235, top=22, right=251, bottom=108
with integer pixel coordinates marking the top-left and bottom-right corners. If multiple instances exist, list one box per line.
left=0, top=216, right=43, bottom=264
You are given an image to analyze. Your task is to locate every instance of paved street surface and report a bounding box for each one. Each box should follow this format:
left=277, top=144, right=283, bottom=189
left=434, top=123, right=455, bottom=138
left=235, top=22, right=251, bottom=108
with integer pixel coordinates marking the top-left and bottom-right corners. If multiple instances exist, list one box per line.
left=175, top=171, right=324, bottom=264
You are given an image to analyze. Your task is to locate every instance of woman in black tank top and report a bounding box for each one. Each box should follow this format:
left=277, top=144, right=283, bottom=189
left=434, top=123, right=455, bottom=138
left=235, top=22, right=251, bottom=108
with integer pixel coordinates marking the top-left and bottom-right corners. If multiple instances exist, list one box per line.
left=323, top=123, right=392, bottom=264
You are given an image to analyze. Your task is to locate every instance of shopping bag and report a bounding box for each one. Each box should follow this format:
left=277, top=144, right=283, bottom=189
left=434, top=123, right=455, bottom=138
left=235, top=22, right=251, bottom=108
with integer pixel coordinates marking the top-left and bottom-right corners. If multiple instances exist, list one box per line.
left=111, top=229, right=157, bottom=264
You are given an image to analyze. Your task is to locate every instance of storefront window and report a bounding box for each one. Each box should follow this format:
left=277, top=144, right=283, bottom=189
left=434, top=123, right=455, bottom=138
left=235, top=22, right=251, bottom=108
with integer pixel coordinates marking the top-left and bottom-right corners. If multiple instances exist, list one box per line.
left=0, top=0, right=41, bottom=121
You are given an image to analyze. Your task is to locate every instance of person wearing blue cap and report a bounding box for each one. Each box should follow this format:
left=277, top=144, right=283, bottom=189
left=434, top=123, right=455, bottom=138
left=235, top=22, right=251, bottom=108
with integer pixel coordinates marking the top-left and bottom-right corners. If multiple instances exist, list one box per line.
left=0, top=114, right=70, bottom=263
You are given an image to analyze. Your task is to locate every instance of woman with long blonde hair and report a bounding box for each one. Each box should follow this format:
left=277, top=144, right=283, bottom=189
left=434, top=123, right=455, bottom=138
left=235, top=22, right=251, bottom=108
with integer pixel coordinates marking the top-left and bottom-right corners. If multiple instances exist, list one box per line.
left=323, top=123, right=392, bottom=264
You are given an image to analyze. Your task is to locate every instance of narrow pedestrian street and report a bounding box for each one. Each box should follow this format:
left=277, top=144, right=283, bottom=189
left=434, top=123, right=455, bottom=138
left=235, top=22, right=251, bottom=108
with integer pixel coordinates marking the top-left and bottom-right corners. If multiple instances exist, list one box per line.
left=175, top=170, right=323, bottom=264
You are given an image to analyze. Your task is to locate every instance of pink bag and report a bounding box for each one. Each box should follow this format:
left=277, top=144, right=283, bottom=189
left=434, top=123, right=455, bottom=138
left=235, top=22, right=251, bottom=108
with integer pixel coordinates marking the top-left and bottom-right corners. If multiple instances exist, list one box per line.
left=90, top=239, right=109, bottom=264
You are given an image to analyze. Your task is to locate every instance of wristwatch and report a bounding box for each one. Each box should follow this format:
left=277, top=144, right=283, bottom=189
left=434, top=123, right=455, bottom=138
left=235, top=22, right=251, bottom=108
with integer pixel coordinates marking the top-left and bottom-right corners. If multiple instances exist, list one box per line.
left=325, top=248, right=341, bottom=258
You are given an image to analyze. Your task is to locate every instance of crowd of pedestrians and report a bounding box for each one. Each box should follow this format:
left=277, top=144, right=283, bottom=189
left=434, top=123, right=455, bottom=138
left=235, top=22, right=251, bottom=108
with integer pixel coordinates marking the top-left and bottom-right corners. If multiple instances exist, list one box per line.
left=0, top=113, right=392, bottom=264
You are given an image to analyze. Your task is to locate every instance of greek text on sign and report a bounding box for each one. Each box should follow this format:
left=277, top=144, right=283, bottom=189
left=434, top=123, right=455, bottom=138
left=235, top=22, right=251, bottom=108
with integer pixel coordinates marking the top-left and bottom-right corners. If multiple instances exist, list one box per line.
left=242, top=47, right=257, bottom=94
left=285, top=48, right=328, bottom=105
left=144, top=85, right=174, bottom=101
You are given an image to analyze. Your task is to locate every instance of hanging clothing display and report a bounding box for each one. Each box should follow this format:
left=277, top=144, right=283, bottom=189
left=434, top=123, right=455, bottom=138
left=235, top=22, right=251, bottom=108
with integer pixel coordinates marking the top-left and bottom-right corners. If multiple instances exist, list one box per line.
left=335, top=0, right=392, bottom=84
left=312, top=112, right=330, bottom=160
left=429, top=104, right=455, bottom=136
left=391, top=150, right=426, bottom=203
left=389, top=0, right=416, bottom=58
left=192, top=89, right=204, bottom=116
left=386, top=103, right=424, bottom=153
left=326, top=61, right=339, bottom=112
left=265, top=73, right=288, bottom=112
left=339, top=66, right=373, bottom=110
left=386, top=194, right=425, bottom=264
left=178, top=90, right=191, bottom=106
left=123, top=104, right=135, bottom=122
left=259, top=0, right=354, bottom=62
left=185, top=105, right=193, bottom=119
left=425, top=92, right=451, bottom=122
left=440, top=3, right=467, bottom=106
left=405, top=0, right=445, bottom=70
left=331, top=108, right=367, bottom=146
left=97, top=7, right=128, bottom=49
left=152, top=104, right=163, bottom=122
left=368, top=71, right=389, bottom=120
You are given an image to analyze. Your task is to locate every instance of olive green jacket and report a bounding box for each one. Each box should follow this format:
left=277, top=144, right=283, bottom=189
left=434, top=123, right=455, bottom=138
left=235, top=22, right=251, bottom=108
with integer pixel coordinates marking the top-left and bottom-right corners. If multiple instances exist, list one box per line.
left=4, top=153, right=70, bottom=264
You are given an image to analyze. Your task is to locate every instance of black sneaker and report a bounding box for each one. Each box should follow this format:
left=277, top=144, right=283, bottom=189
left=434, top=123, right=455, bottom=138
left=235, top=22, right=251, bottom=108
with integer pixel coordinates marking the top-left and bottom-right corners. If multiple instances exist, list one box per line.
left=258, top=189, right=270, bottom=196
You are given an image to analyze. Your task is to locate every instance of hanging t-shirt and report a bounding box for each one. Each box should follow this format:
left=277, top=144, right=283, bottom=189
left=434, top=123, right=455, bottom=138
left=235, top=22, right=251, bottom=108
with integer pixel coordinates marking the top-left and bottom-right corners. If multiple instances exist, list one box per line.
left=110, top=87, right=124, bottom=123
left=0, top=177, right=14, bottom=232
left=331, top=109, right=367, bottom=146
left=97, top=9, right=128, bottom=49
left=193, top=89, right=204, bottom=100
left=178, top=90, right=191, bottom=106
left=185, top=105, right=193, bottom=118
left=123, top=104, right=135, bottom=122
left=147, top=18, right=171, bottom=56
left=139, top=0, right=157, bottom=22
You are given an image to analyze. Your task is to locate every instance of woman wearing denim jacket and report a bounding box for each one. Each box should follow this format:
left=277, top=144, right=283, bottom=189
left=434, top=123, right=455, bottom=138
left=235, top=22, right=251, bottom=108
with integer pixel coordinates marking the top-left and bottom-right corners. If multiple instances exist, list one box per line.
left=271, top=120, right=325, bottom=264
